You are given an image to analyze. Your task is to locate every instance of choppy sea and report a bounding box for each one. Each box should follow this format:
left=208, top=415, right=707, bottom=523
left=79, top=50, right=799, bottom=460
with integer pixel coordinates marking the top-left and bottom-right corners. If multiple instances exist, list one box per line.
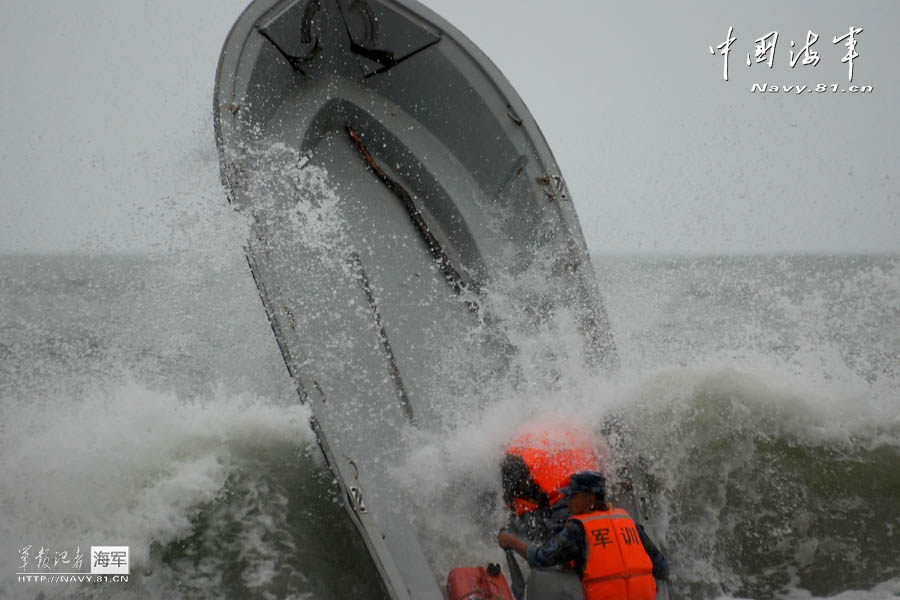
left=1, top=252, right=899, bottom=600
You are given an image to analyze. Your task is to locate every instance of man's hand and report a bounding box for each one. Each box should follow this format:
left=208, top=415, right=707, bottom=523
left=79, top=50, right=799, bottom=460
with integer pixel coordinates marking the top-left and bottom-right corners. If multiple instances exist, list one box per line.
left=497, top=532, right=529, bottom=559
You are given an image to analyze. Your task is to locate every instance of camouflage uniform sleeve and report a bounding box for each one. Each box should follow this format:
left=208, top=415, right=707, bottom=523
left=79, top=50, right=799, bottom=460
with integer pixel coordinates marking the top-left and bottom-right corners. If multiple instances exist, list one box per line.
left=526, top=521, right=585, bottom=572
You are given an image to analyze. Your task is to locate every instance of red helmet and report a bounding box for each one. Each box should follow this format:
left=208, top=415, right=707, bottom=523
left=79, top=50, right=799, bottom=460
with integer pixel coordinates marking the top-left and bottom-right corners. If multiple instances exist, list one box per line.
left=503, top=420, right=602, bottom=515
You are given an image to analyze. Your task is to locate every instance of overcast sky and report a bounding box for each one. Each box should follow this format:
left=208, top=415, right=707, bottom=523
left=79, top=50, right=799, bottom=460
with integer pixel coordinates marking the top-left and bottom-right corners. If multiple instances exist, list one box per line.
left=1, top=1, right=898, bottom=255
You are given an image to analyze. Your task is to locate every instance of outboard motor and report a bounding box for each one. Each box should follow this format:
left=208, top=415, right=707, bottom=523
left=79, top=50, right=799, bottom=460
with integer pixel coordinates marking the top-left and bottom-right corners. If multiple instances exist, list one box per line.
left=445, top=563, right=583, bottom=600
left=447, top=564, right=514, bottom=600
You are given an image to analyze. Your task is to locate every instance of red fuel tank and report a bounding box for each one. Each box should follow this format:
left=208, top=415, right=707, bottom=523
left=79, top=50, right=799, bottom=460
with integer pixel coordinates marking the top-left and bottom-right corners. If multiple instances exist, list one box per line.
left=447, top=565, right=514, bottom=600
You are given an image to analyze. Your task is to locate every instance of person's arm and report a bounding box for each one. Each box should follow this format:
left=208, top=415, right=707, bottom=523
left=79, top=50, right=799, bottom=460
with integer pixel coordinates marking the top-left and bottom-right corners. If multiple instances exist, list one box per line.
left=636, top=523, right=670, bottom=580
left=528, top=520, right=584, bottom=569
left=497, top=532, right=529, bottom=559
left=499, top=521, right=583, bottom=570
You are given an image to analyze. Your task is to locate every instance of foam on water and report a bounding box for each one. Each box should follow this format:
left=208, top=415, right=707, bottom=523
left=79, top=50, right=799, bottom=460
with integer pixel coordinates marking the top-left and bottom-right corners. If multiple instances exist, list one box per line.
left=619, top=364, right=899, bottom=597
left=0, top=372, right=313, bottom=596
left=384, top=255, right=900, bottom=599
left=4, top=250, right=900, bottom=599
left=394, top=353, right=900, bottom=599
left=3, top=194, right=899, bottom=600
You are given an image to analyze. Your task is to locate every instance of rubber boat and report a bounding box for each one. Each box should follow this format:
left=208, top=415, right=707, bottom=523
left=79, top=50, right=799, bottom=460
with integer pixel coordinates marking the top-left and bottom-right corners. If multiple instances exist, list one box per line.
left=214, top=1, right=668, bottom=598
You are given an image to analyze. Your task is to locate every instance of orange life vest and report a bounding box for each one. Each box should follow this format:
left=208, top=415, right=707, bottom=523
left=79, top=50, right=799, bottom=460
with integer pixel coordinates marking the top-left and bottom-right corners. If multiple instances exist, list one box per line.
left=569, top=509, right=657, bottom=600
left=507, top=426, right=599, bottom=514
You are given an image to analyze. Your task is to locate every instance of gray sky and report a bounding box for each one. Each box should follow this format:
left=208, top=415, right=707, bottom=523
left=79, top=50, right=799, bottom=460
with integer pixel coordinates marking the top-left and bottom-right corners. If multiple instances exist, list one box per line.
left=2, top=1, right=898, bottom=255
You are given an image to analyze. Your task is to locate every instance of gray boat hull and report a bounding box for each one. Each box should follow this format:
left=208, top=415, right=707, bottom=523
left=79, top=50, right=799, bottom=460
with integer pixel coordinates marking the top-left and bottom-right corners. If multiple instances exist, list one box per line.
left=214, top=1, right=641, bottom=598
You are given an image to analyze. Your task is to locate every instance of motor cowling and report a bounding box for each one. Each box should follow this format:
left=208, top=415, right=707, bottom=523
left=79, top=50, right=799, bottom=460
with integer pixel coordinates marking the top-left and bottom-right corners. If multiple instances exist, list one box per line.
left=447, top=564, right=514, bottom=600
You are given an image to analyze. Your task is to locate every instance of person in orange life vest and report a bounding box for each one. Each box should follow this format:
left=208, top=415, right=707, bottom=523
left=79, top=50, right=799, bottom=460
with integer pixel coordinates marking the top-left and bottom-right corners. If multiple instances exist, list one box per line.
left=502, top=424, right=602, bottom=543
left=498, top=471, right=669, bottom=600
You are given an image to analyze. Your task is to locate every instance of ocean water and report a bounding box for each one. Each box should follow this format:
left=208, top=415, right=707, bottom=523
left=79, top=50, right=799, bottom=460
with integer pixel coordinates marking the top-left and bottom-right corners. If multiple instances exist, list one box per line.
left=1, top=252, right=899, bottom=599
